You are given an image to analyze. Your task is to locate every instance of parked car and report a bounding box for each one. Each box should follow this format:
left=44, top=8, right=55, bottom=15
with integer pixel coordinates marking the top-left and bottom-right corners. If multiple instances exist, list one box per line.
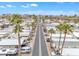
left=0, top=48, right=7, bottom=56
left=21, top=46, right=31, bottom=53
left=6, top=48, right=18, bottom=56
left=0, top=48, right=18, bottom=56
left=21, top=40, right=29, bottom=47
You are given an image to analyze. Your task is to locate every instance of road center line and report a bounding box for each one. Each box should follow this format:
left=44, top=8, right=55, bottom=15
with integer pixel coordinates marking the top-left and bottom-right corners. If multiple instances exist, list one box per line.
left=39, top=24, right=42, bottom=56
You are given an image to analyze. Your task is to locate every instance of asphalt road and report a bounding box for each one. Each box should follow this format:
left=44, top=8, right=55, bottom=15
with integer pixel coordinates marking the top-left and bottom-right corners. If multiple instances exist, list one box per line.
left=32, top=22, right=48, bottom=56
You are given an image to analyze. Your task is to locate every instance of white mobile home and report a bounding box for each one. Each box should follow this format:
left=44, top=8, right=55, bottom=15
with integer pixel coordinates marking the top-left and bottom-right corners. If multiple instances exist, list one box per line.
left=0, top=37, right=28, bottom=48
left=51, top=34, right=79, bottom=48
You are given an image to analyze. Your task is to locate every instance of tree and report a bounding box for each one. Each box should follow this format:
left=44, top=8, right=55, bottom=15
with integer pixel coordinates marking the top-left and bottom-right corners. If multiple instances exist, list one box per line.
left=31, top=21, right=37, bottom=33
left=73, top=14, right=77, bottom=17
left=60, top=23, right=73, bottom=54
left=48, top=28, right=55, bottom=48
left=27, top=24, right=31, bottom=30
left=11, top=14, right=23, bottom=56
left=31, top=14, right=37, bottom=22
left=56, top=23, right=63, bottom=51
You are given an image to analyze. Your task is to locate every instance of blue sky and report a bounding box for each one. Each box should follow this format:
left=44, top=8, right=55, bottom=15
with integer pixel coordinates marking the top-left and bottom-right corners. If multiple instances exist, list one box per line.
left=0, top=2, right=79, bottom=15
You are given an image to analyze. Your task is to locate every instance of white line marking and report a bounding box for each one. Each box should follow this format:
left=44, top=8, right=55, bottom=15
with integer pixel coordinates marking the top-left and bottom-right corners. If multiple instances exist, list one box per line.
left=39, top=23, right=42, bottom=56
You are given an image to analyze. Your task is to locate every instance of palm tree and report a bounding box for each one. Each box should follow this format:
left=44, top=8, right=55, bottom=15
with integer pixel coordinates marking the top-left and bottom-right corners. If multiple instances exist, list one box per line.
left=56, top=23, right=63, bottom=51
left=27, top=24, right=31, bottom=30
left=60, top=23, right=73, bottom=54
left=48, top=28, right=55, bottom=48
left=31, top=14, right=37, bottom=23
left=11, top=14, right=23, bottom=56
left=44, top=15, right=50, bottom=23
left=0, top=14, right=5, bottom=19
left=31, top=22, right=36, bottom=31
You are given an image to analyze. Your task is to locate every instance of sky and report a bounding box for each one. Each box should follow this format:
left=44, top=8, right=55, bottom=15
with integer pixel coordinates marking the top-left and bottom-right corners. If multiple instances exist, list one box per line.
left=0, top=2, right=79, bottom=15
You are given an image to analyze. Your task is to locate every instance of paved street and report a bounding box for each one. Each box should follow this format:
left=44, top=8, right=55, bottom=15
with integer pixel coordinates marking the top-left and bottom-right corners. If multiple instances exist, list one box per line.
left=32, top=21, right=48, bottom=56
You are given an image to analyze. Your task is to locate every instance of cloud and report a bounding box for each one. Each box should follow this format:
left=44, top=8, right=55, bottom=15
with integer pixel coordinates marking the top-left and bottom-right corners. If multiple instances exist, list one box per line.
left=0, top=5, right=6, bottom=8
left=6, top=4, right=16, bottom=8
left=21, top=4, right=29, bottom=8
left=21, top=4, right=38, bottom=8
left=0, top=4, right=16, bottom=8
left=30, top=4, right=38, bottom=7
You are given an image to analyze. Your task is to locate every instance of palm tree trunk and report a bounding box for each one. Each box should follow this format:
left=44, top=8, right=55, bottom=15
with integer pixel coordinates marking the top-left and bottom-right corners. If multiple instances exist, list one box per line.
left=50, top=33, right=52, bottom=48
left=58, top=31, right=62, bottom=50
left=60, top=31, right=67, bottom=54
left=17, top=32, right=21, bottom=56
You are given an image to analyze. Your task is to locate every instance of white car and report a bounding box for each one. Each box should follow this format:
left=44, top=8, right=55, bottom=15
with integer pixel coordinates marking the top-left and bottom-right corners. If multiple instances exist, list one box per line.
left=0, top=48, right=7, bottom=56
left=0, top=48, right=18, bottom=56
left=6, top=48, right=18, bottom=56
left=21, top=46, right=31, bottom=53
